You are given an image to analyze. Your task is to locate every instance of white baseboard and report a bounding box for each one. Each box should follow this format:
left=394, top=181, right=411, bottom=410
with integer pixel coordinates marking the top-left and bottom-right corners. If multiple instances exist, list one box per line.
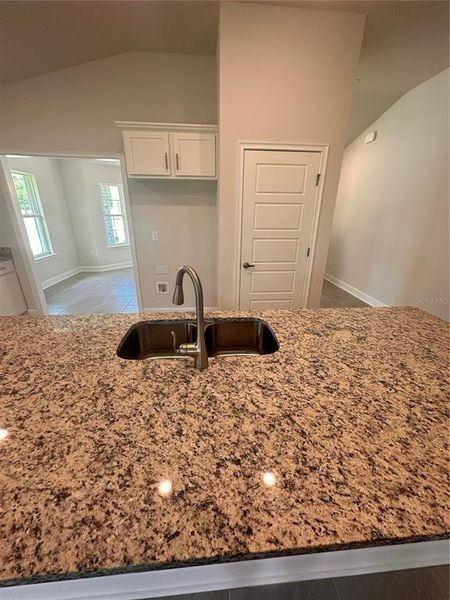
left=41, top=262, right=133, bottom=290
left=324, top=273, right=388, bottom=307
left=142, top=306, right=217, bottom=313
left=41, top=267, right=82, bottom=290
left=3, top=540, right=448, bottom=600
left=81, top=261, right=133, bottom=273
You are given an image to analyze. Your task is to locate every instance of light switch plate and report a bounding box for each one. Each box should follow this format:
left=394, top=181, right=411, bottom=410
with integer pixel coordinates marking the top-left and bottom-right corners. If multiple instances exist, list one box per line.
left=156, top=265, right=168, bottom=274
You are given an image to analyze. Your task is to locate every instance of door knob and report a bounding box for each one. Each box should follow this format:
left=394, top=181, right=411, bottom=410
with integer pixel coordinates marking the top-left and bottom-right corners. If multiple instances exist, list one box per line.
left=243, top=262, right=255, bottom=269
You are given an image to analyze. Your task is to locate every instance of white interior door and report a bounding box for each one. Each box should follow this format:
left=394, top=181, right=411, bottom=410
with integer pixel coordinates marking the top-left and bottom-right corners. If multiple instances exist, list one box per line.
left=239, top=149, right=321, bottom=310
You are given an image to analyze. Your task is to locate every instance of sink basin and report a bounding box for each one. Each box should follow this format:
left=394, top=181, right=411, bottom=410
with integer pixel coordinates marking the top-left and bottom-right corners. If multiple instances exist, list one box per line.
left=117, top=319, right=197, bottom=360
left=117, top=317, right=279, bottom=361
left=204, top=318, right=279, bottom=357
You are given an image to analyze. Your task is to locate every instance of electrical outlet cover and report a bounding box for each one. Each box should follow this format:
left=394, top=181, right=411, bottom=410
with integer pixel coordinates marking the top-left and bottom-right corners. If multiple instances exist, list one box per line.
left=156, top=282, right=169, bottom=294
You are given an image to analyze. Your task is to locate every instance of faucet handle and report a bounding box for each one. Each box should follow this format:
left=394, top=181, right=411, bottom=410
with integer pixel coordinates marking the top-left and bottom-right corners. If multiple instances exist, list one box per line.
left=171, top=330, right=194, bottom=356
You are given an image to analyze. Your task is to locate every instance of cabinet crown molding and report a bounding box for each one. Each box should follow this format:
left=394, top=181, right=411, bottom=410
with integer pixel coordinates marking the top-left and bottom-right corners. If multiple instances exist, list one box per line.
left=119, top=125, right=217, bottom=179
left=115, top=121, right=218, bottom=133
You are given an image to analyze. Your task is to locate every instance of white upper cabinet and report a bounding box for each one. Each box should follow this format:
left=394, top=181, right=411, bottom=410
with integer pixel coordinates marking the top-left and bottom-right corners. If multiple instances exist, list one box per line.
left=123, top=131, right=170, bottom=177
left=171, top=132, right=216, bottom=178
left=117, top=122, right=218, bottom=180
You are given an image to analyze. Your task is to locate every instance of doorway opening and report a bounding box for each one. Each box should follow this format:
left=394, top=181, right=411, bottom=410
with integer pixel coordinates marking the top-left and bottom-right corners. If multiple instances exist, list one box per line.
left=2, top=153, right=141, bottom=315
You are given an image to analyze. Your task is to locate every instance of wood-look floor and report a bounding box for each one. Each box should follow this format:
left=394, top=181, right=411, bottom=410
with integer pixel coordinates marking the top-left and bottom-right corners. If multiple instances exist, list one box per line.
left=320, top=279, right=370, bottom=309
left=150, top=565, right=449, bottom=600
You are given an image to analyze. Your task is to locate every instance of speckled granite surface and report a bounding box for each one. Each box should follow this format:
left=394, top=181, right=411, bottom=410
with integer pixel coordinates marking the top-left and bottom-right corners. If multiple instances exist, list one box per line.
left=0, top=307, right=448, bottom=586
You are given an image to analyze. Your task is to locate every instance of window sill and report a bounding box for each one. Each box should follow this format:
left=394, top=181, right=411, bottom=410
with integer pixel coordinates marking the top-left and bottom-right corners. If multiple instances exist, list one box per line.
left=106, top=244, right=130, bottom=249
left=34, top=252, right=57, bottom=262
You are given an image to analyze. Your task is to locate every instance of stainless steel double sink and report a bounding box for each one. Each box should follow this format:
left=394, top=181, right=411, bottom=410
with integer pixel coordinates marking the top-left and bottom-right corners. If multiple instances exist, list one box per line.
left=117, top=317, right=280, bottom=361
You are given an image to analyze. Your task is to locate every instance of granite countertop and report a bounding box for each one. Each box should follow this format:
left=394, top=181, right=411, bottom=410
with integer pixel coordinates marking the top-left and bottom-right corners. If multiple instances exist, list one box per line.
left=0, top=307, right=448, bottom=586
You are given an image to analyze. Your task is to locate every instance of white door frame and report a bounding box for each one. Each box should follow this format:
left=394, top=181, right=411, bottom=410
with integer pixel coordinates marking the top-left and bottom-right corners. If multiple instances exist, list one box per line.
left=234, top=142, right=329, bottom=309
left=0, top=151, right=143, bottom=315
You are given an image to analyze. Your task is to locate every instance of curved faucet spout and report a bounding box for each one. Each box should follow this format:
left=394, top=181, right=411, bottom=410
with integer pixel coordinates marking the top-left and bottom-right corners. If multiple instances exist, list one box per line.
left=172, top=265, right=208, bottom=370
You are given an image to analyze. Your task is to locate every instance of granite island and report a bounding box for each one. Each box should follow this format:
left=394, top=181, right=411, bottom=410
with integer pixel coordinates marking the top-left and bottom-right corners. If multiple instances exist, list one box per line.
left=0, top=307, right=449, bottom=598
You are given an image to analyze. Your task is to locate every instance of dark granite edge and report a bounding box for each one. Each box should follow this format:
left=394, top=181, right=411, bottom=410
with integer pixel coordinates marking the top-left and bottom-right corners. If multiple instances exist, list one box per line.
left=2, top=532, right=449, bottom=588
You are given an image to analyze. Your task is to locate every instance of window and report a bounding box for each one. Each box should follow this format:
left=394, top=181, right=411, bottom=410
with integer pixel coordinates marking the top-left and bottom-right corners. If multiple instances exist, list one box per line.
left=11, top=171, right=53, bottom=260
left=99, top=183, right=129, bottom=247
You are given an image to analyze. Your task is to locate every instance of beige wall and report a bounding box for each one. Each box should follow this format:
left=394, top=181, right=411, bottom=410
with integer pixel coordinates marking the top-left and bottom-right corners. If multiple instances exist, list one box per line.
left=217, top=2, right=365, bottom=308
left=0, top=51, right=217, bottom=154
left=5, top=156, right=79, bottom=286
left=326, top=69, right=449, bottom=321
left=0, top=51, right=217, bottom=310
left=129, top=179, right=217, bottom=309
left=59, top=159, right=132, bottom=268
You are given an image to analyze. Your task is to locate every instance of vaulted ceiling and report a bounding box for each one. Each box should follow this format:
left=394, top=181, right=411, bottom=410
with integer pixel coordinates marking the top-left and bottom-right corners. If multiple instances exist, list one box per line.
left=288, top=0, right=450, bottom=142
left=0, top=0, right=448, bottom=143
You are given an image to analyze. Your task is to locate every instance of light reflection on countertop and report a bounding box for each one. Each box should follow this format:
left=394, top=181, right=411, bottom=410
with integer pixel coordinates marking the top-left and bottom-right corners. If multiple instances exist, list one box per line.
left=262, top=471, right=277, bottom=488
left=158, top=479, right=173, bottom=497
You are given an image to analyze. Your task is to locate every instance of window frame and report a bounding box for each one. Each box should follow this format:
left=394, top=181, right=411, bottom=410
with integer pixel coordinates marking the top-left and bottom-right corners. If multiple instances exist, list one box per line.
left=11, top=170, right=54, bottom=261
left=98, top=182, right=130, bottom=248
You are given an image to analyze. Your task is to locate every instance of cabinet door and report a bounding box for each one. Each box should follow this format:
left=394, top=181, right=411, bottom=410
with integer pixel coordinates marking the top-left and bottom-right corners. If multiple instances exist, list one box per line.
left=171, top=133, right=216, bottom=178
left=0, top=272, right=27, bottom=315
left=123, top=131, right=170, bottom=176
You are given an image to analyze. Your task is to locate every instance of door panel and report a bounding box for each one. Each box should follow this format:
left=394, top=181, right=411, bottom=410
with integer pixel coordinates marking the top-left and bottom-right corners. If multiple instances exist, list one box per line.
left=253, top=203, right=303, bottom=230
left=251, top=271, right=295, bottom=293
left=250, top=299, right=292, bottom=310
left=256, top=164, right=307, bottom=194
left=239, top=149, right=321, bottom=310
left=252, top=239, right=298, bottom=263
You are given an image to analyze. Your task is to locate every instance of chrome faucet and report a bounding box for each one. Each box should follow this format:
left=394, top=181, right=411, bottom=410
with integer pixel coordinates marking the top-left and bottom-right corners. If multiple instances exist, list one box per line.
left=172, top=265, right=208, bottom=370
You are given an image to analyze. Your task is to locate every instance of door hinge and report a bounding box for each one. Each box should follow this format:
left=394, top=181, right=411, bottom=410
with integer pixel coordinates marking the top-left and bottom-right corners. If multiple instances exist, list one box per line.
left=316, top=173, right=321, bottom=186
left=307, top=247, right=310, bottom=257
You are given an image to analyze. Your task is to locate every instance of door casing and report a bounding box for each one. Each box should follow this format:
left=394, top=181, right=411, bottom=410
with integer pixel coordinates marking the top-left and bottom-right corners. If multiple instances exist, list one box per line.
left=234, top=141, right=329, bottom=309
left=0, top=150, right=143, bottom=315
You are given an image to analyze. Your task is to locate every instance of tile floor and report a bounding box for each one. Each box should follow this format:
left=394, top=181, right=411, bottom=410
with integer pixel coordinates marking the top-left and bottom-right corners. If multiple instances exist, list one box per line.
left=149, top=565, right=449, bottom=600
left=45, top=272, right=367, bottom=315
left=320, top=279, right=370, bottom=309
left=44, top=268, right=137, bottom=315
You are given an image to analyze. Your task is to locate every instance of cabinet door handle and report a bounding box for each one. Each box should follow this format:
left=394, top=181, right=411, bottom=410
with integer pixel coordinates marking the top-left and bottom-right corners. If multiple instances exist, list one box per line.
left=176, top=153, right=179, bottom=171
left=164, top=152, right=168, bottom=170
